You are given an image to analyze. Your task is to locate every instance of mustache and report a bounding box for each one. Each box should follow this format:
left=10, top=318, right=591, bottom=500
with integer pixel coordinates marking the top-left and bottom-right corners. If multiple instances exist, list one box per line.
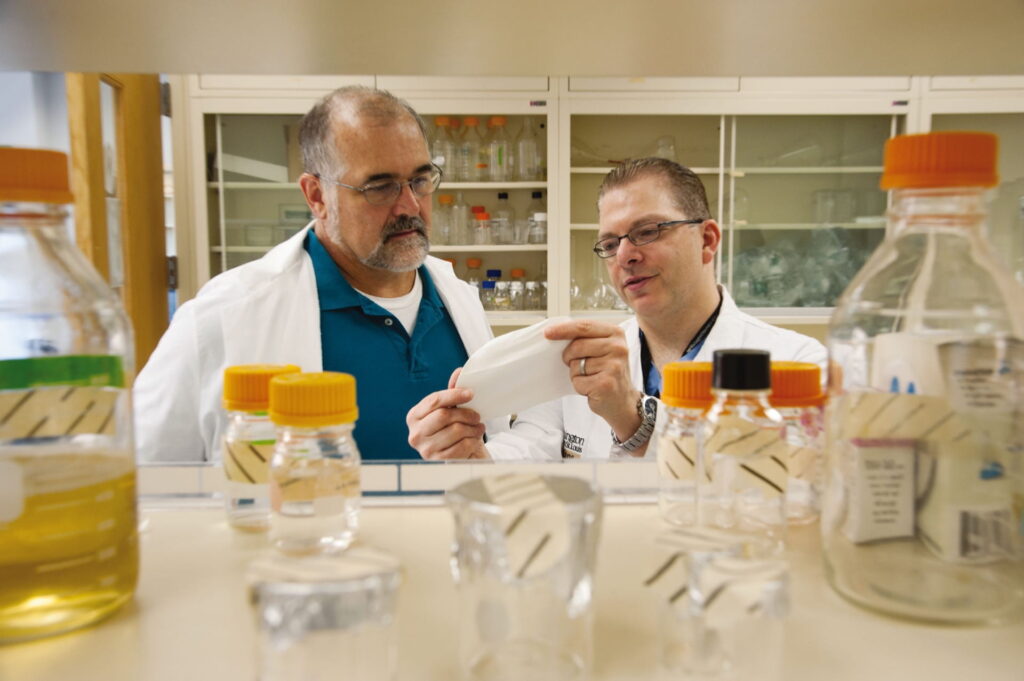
left=382, top=215, right=428, bottom=240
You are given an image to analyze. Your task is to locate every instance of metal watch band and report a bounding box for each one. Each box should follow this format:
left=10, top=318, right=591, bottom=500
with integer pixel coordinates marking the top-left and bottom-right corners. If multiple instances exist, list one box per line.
left=611, top=394, right=657, bottom=452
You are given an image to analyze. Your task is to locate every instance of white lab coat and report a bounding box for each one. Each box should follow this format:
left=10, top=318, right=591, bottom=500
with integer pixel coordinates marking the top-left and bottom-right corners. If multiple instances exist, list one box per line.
left=134, top=225, right=494, bottom=463
left=485, top=287, right=827, bottom=461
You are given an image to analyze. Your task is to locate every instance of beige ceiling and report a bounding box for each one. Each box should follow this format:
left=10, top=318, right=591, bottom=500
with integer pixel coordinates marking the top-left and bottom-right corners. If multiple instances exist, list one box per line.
left=1, top=0, right=1022, bottom=76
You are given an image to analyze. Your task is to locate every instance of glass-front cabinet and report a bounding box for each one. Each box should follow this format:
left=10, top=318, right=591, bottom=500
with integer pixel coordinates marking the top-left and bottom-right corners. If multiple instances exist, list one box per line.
left=561, top=79, right=910, bottom=324
left=177, top=75, right=1024, bottom=332
left=187, top=76, right=557, bottom=331
left=205, top=113, right=307, bottom=277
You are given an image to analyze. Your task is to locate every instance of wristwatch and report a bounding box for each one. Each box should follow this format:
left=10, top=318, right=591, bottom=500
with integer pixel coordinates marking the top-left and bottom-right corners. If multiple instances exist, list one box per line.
left=611, top=394, right=658, bottom=453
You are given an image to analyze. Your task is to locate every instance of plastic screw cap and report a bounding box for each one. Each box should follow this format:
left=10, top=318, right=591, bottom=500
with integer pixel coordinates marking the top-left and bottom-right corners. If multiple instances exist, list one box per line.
left=0, top=148, right=74, bottom=204
left=223, top=364, right=301, bottom=412
left=662, top=362, right=713, bottom=409
left=881, top=131, right=998, bottom=190
left=712, top=349, right=771, bottom=391
left=769, top=362, right=824, bottom=407
left=269, top=372, right=358, bottom=427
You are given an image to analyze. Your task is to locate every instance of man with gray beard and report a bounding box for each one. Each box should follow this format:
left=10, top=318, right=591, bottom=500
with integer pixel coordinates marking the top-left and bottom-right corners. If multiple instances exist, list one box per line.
left=134, top=87, right=495, bottom=462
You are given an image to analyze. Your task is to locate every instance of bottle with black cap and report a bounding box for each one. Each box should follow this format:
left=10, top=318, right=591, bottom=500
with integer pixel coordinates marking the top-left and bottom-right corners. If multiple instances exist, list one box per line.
left=700, top=349, right=788, bottom=554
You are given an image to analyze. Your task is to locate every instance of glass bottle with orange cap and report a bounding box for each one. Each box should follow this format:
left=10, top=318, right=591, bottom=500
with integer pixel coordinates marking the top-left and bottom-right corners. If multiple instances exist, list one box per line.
left=222, top=364, right=299, bottom=532
left=650, top=362, right=713, bottom=527
left=430, top=116, right=455, bottom=178
left=768, top=362, right=825, bottom=526
left=268, top=372, right=362, bottom=555
left=486, top=115, right=510, bottom=182
left=457, top=116, right=485, bottom=182
left=825, top=131, right=1024, bottom=624
left=0, top=148, right=138, bottom=642
left=701, top=350, right=787, bottom=555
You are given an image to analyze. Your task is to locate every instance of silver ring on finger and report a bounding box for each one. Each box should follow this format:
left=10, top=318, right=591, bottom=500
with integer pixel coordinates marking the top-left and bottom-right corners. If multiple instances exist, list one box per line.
left=579, top=357, right=588, bottom=377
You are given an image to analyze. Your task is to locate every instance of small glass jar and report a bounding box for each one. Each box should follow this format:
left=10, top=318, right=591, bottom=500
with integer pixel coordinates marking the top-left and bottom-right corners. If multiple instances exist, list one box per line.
left=768, top=362, right=825, bottom=525
left=524, top=281, right=541, bottom=310
left=479, top=280, right=496, bottom=311
left=222, top=364, right=300, bottom=532
left=701, top=350, right=787, bottom=555
left=268, top=372, right=361, bottom=555
left=473, top=212, right=492, bottom=245
left=651, top=362, right=712, bottom=527
left=493, top=281, right=511, bottom=311
left=527, top=212, right=548, bottom=244
left=508, top=280, right=525, bottom=311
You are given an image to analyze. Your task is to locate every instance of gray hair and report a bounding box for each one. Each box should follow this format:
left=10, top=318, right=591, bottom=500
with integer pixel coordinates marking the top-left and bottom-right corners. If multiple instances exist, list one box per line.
left=299, top=86, right=427, bottom=179
left=597, top=157, right=712, bottom=221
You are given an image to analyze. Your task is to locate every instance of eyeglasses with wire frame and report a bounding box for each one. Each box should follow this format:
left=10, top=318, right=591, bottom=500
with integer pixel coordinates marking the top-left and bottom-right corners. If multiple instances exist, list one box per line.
left=592, top=219, right=705, bottom=258
left=315, top=164, right=443, bottom=205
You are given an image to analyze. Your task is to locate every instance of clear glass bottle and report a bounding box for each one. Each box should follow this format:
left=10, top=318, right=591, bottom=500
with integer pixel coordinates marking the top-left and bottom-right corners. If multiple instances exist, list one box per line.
left=768, top=362, right=824, bottom=526
left=493, top=281, right=512, bottom=311
left=527, top=212, right=548, bottom=245
left=508, top=281, right=525, bottom=311
left=486, top=116, right=510, bottom=182
left=268, top=372, right=361, bottom=555
left=472, top=211, right=492, bottom=245
left=515, top=117, right=542, bottom=181
left=701, top=350, right=787, bottom=555
left=452, top=192, right=470, bottom=246
left=824, top=131, right=1024, bottom=624
left=479, top=280, right=497, bottom=311
left=457, top=116, right=484, bottom=182
left=222, top=364, right=299, bottom=532
left=492, top=192, right=516, bottom=244
left=0, top=148, right=139, bottom=643
left=433, top=193, right=453, bottom=246
left=430, top=116, right=455, bottom=179
left=524, top=281, right=541, bottom=310
left=652, top=362, right=713, bottom=527
left=465, top=257, right=483, bottom=289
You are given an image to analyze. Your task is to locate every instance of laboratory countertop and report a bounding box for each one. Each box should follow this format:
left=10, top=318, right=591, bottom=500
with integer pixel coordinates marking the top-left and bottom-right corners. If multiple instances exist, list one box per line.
left=1, top=498, right=1022, bottom=681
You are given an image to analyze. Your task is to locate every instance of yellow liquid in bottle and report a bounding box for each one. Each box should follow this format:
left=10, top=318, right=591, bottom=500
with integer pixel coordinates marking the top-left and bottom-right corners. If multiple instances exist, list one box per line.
left=0, top=452, right=139, bottom=643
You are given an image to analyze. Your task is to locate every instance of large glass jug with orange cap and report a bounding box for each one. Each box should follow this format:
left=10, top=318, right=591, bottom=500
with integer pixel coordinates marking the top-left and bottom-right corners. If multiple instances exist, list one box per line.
left=824, top=132, right=1024, bottom=624
left=0, top=148, right=139, bottom=642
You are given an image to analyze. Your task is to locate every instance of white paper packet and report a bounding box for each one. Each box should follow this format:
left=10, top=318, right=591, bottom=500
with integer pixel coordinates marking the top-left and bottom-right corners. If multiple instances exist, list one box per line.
left=455, top=316, right=576, bottom=421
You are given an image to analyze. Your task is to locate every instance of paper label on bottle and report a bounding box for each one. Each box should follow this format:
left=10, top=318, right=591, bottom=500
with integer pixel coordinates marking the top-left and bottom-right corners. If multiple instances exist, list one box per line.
left=657, top=435, right=698, bottom=482
left=223, top=440, right=273, bottom=484
left=481, top=473, right=570, bottom=580
left=0, top=460, right=24, bottom=523
left=835, top=392, right=973, bottom=443
left=704, top=416, right=788, bottom=497
left=0, top=385, right=122, bottom=440
left=840, top=440, right=915, bottom=543
left=0, top=356, right=126, bottom=441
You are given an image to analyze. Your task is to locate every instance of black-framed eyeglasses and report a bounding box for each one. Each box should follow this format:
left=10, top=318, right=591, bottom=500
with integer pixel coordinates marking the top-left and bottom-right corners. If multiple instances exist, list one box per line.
left=316, top=164, right=443, bottom=205
left=592, top=219, right=705, bottom=258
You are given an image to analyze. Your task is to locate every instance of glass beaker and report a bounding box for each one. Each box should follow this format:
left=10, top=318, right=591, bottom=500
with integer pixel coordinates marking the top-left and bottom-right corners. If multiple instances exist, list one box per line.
left=248, top=547, right=402, bottom=681
left=446, top=473, right=603, bottom=681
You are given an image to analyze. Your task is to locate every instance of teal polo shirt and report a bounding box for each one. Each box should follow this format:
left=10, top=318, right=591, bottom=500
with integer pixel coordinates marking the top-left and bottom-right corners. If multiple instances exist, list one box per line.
left=305, top=231, right=469, bottom=460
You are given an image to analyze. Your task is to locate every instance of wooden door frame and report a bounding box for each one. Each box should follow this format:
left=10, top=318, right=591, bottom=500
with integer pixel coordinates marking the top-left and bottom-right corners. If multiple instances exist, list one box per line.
left=66, top=72, right=168, bottom=372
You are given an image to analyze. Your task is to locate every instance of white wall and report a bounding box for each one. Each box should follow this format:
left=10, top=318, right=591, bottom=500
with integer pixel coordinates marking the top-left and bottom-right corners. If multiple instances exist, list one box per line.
left=0, top=72, right=68, bottom=151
